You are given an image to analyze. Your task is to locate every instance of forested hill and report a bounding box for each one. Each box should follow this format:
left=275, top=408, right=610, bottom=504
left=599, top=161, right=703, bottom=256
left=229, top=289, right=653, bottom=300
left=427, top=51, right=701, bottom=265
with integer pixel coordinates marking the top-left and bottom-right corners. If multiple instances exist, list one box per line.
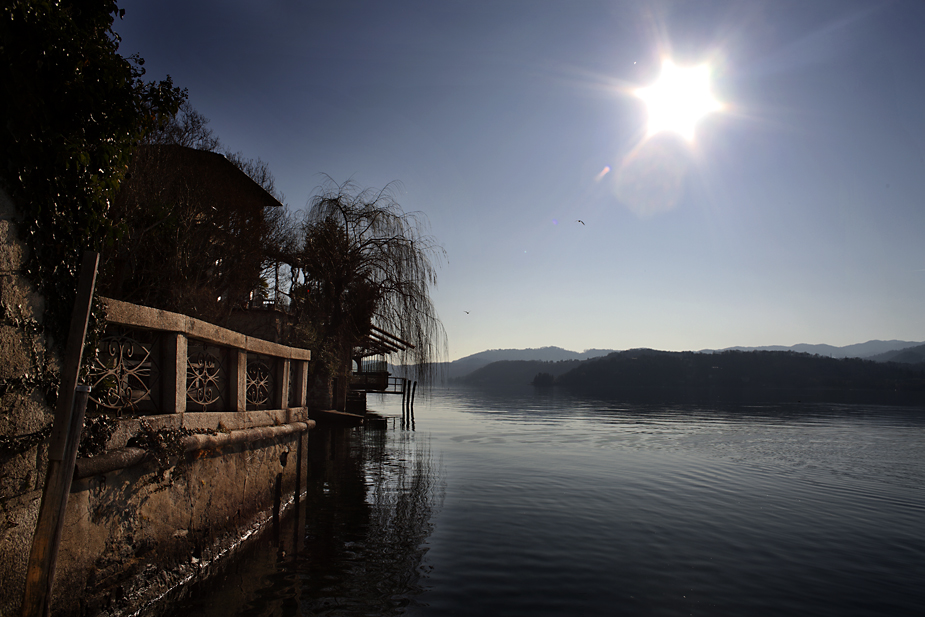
left=454, top=359, right=583, bottom=387
left=431, top=347, right=615, bottom=381
left=553, top=349, right=925, bottom=401
left=867, top=343, right=925, bottom=364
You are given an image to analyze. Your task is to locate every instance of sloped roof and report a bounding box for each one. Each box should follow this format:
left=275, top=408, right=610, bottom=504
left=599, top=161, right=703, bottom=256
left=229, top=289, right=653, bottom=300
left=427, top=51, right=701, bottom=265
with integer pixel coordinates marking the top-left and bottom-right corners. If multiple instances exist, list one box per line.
left=354, top=325, right=415, bottom=358
left=130, top=144, right=283, bottom=213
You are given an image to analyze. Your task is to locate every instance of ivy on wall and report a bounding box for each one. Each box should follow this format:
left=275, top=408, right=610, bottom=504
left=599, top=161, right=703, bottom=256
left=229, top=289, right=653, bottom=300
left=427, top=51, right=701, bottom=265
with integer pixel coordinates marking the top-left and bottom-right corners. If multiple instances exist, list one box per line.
left=0, top=0, right=185, bottom=356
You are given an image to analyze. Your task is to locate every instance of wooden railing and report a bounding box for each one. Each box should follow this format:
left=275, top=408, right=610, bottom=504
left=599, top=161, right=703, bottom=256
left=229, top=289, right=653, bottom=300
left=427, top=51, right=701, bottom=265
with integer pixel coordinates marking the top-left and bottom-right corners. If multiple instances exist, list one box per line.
left=350, top=371, right=391, bottom=392
left=90, top=298, right=310, bottom=415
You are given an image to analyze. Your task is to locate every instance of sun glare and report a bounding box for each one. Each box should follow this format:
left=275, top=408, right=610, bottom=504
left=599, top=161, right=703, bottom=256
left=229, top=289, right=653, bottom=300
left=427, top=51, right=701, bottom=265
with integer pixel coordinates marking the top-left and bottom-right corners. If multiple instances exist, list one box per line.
left=635, top=59, right=722, bottom=141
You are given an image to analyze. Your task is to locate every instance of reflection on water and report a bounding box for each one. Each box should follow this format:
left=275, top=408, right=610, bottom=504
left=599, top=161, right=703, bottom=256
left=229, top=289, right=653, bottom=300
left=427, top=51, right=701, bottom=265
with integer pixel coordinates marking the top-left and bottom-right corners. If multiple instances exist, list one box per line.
left=161, top=387, right=924, bottom=617
left=159, top=422, right=443, bottom=617
left=301, top=425, right=443, bottom=615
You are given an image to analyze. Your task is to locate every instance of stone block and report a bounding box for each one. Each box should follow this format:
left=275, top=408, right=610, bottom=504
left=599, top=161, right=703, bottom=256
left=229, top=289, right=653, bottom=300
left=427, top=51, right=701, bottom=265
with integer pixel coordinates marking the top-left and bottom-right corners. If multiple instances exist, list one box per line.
left=0, top=489, right=42, bottom=617
left=189, top=446, right=246, bottom=534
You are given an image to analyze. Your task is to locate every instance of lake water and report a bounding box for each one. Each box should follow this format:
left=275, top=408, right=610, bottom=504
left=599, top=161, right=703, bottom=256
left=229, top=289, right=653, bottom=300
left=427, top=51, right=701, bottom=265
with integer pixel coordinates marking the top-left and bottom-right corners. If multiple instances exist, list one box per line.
left=162, top=386, right=925, bottom=617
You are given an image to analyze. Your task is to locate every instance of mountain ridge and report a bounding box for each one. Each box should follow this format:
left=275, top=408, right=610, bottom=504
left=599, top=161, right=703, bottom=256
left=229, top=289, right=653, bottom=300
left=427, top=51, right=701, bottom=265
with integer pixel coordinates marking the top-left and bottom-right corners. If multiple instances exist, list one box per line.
left=433, top=346, right=617, bottom=381
left=393, top=340, right=924, bottom=382
left=700, top=339, right=923, bottom=359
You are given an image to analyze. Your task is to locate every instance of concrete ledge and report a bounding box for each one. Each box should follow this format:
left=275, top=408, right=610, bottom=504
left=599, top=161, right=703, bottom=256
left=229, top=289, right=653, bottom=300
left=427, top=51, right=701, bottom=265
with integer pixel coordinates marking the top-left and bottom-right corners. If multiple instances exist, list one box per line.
left=74, top=420, right=314, bottom=479
left=102, top=297, right=311, bottom=361
left=74, top=447, right=148, bottom=478
left=104, top=409, right=310, bottom=450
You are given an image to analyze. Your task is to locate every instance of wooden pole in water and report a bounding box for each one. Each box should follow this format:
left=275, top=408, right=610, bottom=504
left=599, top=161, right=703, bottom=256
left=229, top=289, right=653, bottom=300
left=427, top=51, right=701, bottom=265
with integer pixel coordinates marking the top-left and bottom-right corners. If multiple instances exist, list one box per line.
left=21, top=252, right=98, bottom=617
left=409, top=381, right=417, bottom=429
left=397, top=378, right=403, bottom=423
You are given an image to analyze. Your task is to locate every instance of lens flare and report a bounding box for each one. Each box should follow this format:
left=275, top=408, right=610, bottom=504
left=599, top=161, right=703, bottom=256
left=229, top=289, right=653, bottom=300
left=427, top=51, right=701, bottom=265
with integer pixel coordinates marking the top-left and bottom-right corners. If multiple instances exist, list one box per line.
left=636, top=59, right=722, bottom=141
left=614, top=134, right=691, bottom=217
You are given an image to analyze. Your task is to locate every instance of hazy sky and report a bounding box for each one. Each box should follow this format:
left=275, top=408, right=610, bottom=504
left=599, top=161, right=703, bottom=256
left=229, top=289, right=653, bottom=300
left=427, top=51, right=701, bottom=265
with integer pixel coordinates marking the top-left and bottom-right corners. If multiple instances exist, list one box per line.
left=115, top=0, right=925, bottom=360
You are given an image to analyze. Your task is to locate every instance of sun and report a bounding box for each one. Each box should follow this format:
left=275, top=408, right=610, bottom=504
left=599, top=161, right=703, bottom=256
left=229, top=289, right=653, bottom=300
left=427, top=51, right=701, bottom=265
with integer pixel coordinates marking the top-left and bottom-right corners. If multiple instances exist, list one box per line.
left=635, top=59, right=722, bottom=141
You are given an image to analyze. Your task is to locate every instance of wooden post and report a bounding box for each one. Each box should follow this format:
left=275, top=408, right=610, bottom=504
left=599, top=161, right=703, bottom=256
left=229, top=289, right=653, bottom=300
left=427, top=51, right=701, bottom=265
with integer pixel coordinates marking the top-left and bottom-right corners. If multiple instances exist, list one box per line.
left=400, top=377, right=407, bottom=430
left=410, top=381, right=417, bottom=430
left=21, top=252, right=98, bottom=617
left=41, top=386, right=90, bottom=614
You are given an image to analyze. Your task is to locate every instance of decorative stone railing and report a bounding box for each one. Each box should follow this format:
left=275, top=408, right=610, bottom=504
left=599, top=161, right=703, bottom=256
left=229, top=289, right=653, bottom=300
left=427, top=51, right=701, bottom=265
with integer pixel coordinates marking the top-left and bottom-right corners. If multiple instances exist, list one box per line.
left=90, top=298, right=311, bottom=415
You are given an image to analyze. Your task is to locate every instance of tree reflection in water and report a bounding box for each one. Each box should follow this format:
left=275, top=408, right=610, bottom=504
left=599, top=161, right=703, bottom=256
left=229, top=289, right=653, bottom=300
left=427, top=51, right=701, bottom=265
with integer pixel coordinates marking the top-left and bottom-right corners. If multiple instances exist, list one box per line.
left=302, top=424, right=443, bottom=615
left=158, top=421, right=443, bottom=617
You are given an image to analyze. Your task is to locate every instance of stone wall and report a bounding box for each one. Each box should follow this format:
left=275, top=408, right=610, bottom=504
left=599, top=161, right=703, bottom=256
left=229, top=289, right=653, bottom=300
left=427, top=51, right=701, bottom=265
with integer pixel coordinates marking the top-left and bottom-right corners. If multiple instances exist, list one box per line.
left=54, top=414, right=309, bottom=616
left=0, top=186, right=56, bottom=616
left=0, top=186, right=314, bottom=616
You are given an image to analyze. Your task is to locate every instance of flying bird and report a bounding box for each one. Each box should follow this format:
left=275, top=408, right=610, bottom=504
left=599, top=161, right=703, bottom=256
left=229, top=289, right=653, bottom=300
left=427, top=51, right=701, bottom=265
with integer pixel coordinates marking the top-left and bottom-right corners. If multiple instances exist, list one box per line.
left=576, top=219, right=585, bottom=225
left=464, top=311, right=470, bottom=314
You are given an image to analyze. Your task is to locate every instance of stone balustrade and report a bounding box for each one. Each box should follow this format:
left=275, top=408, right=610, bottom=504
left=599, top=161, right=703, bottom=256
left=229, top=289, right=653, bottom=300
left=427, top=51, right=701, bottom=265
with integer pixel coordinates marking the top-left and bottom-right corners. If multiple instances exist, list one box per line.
left=93, top=298, right=311, bottom=415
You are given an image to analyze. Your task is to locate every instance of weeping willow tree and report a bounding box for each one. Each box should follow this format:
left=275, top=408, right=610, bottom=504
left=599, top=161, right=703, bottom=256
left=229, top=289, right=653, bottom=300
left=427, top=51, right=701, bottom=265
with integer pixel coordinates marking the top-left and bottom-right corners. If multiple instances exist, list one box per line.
left=289, top=181, right=446, bottom=410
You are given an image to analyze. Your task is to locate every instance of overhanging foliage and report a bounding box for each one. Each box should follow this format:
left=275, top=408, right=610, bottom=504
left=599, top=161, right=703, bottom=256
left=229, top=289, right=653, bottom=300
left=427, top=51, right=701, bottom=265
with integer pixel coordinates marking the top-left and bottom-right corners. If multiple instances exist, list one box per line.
left=0, top=0, right=185, bottom=351
left=289, top=181, right=447, bottom=384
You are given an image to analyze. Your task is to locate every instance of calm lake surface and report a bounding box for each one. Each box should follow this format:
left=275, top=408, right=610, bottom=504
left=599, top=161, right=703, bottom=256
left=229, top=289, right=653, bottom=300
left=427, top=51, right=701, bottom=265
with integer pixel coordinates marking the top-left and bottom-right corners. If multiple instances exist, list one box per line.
left=163, top=386, right=925, bottom=617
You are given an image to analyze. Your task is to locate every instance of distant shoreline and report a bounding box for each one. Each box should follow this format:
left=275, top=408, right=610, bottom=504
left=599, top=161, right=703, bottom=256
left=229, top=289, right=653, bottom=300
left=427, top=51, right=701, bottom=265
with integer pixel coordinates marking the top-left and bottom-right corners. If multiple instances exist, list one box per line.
left=447, top=348, right=925, bottom=407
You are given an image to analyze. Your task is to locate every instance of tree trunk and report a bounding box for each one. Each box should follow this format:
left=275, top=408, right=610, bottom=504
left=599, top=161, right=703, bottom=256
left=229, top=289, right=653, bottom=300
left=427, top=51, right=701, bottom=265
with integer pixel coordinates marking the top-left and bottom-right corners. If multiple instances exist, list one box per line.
left=307, top=364, right=333, bottom=410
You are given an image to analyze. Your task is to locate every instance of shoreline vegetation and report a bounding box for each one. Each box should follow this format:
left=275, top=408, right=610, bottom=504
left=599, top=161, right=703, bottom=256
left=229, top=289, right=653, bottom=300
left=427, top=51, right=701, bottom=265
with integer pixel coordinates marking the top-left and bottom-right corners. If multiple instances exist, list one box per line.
left=451, top=348, right=925, bottom=405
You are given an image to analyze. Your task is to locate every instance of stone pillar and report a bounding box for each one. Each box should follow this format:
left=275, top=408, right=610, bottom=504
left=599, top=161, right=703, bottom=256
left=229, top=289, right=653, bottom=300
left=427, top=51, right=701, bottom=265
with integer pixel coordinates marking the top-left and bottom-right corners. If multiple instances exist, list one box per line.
left=277, top=358, right=290, bottom=409
left=291, top=360, right=309, bottom=408
left=162, top=333, right=187, bottom=414
left=228, top=349, right=247, bottom=412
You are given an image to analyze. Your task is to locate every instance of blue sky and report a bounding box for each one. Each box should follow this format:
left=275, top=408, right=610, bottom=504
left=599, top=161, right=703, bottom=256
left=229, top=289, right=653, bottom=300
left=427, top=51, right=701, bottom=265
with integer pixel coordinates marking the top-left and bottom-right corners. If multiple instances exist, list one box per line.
left=116, top=0, right=925, bottom=360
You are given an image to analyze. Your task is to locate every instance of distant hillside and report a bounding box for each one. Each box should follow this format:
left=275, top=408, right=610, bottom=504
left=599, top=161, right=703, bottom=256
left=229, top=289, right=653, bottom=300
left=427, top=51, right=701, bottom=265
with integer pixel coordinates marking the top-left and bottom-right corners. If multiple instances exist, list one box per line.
left=435, top=347, right=616, bottom=381
left=553, top=349, right=925, bottom=403
left=454, top=359, right=583, bottom=387
left=395, top=341, right=925, bottom=384
left=868, top=344, right=925, bottom=364
left=701, top=340, right=923, bottom=359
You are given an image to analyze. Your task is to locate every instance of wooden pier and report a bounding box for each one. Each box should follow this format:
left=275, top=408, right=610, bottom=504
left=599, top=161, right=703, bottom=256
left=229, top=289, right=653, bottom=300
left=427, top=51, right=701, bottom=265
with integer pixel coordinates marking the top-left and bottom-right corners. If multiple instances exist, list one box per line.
left=346, top=326, right=418, bottom=415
